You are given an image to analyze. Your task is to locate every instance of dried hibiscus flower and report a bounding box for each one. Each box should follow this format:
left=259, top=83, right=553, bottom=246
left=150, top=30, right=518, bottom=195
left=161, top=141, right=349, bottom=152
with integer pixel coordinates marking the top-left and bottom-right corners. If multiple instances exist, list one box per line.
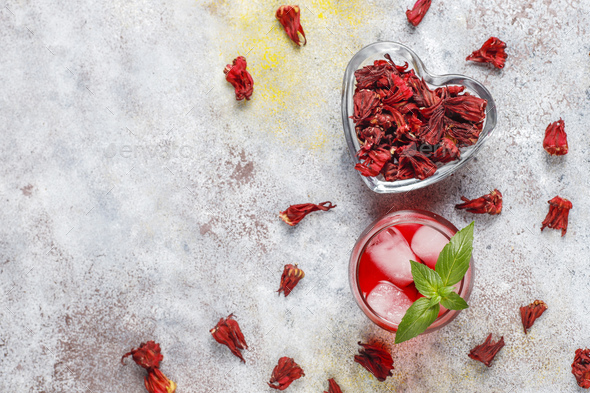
left=268, top=356, right=305, bottom=390
left=572, top=349, right=590, bottom=389
left=432, top=137, right=460, bottom=163
left=324, top=378, right=343, bottom=393
left=279, top=202, right=336, bottom=226
left=541, top=196, right=572, bottom=236
left=210, top=314, right=248, bottom=362
left=543, top=119, right=568, bottom=156
left=520, top=300, right=547, bottom=334
left=276, top=5, right=306, bottom=46
left=468, top=334, right=505, bottom=367
left=145, top=368, right=177, bottom=393
left=444, top=94, right=487, bottom=124
left=354, top=342, right=394, bottom=382
left=406, top=0, right=431, bottom=27
left=122, top=341, right=163, bottom=370
left=456, top=189, right=503, bottom=215
left=355, top=147, right=392, bottom=177
left=224, top=56, right=254, bottom=101
left=350, top=54, right=487, bottom=182
left=466, top=37, right=507, bottom=69
left=278, top=264, right=304, bottom=297
left=397, top=144, right=437, bottom=180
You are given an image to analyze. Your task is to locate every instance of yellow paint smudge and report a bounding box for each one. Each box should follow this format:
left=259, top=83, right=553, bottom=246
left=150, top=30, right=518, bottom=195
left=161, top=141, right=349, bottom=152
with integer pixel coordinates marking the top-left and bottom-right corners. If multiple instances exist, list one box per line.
left=200, top=0, right=378, bottom=151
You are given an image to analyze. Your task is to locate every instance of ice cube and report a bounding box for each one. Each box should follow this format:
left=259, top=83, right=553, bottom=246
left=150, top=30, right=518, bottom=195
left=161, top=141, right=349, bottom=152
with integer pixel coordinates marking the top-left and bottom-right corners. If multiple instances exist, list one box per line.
left=366, top=281, right=414, bottom=325
left=364, top=227, right=416, bottom=288
left=411, top=226, right=450, bottom=269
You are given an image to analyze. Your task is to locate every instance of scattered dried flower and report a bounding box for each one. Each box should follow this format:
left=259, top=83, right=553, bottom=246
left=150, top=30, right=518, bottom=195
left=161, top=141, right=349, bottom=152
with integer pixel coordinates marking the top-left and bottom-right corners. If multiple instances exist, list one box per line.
left=572, top=348, right=590, bottom=389
left=455, top=189, right=503, bottom=215
left=354, top=342, right=394, bottom=382
left=541, top=196, right=572, bottom=236
left=144, top=368, right=177, bottom=393
left=279, top=202, right=336, bottom=226
left=276, top=5, right=306, bottom=46
left=224, top=56, right=254, bottom=101
left=268, top=357, right=305, bottom=390
left=520, top=300, right=548, bottom=334
left=468, top=334, right=505, bottom=367
left=122, top=341, right=163, bottom=370
left=543, top=119, right=568, bottom=156
left=210, top=314, right=248, bottom=362
left=466, top=37, right=507, bottom=69
left=406, top=0, right=431, bottom=27
left=324, top=378, right=343, bottom=393
left=278, top=264, right=305, bottom=297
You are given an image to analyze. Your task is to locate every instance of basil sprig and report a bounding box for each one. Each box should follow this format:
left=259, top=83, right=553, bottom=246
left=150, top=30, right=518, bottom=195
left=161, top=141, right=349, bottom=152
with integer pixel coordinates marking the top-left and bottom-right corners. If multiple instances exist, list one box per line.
left=395, top=222, right=474, bottom=344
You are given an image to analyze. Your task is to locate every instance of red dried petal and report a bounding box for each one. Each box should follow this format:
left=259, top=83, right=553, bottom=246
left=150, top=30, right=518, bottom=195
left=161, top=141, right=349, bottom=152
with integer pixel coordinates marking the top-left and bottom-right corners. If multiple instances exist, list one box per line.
left=144, top=368, right=177, bottom=393
left=455, top=189, right=502, bottom=215
left=358, top=126, right=385, bottom=147
left=520, top=300, right=547, bottom=334
left=543, top=119, right=568, bottom=156
left=354, top=342, right=394, bottom=382
left=268, top=357, right=305, bottom=390
left=382, top=74, right=413, bottom=106
left=210, top=314, right=248, bottom=362
left=121, top=341, right=164, bottom=370
left=436, top=85, right=465, bottom=97
left=276, top=6, right=306, bottom=46
left=406, top=0, right=431, bottom=27
left=324, top=378, right=343, bottom=393
left=397, top=144, right=437, bottom=180
left=444, top=117, right=483, bottom=146
left=572, top=348, right=590, bottom=389
left=224, top=56, right=254, bottom=101
left=355, top=147, right=392, bottom=177
left=444, top=94, right=487, bottom=124
left=382, top=161, right=399, bottom=181
left=541, top=196, right=572, bottom=236
left=278, top=264, right=305, bottom=297
left=418, top=103, right=446, bottom=145
left=466, top=37, right=507, bottom=69
left=406, top=74, right=439, bottom=107
left=354, top=62, right=395, bottom=91
left=351, top=89, right=381, bottom=125
left=279, top=202, right=336, bottom=226
left=468, top=334, right=505, bottom=367
left=432, top=137, right=461, bottom=163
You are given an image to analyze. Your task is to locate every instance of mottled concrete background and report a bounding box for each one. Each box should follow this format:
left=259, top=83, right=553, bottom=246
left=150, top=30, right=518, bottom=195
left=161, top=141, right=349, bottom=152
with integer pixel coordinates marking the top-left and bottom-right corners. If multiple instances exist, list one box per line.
left=1, top=0, right=589, bottom=392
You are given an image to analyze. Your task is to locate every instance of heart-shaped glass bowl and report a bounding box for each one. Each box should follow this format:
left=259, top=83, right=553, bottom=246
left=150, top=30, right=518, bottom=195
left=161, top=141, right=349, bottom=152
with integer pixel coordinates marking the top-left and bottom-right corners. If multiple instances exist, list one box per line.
left=341, top=42, right=497, bottom=194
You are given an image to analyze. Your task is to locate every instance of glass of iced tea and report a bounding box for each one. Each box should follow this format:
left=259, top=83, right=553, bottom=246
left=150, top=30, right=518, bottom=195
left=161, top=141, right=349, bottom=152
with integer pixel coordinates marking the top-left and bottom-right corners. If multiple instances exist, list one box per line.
left=349, top=210, right=474, bottom=333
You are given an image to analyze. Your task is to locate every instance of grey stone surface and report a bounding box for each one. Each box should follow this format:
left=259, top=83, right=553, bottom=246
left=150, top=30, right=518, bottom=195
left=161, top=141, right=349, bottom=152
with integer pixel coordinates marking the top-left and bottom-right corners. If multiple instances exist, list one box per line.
left=1, top=0, right=589, bottom=391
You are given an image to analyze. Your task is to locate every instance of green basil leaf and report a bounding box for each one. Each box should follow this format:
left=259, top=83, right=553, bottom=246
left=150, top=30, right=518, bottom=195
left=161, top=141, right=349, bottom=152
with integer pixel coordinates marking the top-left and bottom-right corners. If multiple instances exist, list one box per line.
left=440, top=292, right=469, bottom=310
left=437, top=285, right=455, bottom=298
left=410, top=261, right=443, bottom=298
left=435, top=222, right=474, bottom=286
left=395, top=298, right=440, bottom=344
left=428, top=294, right=442, bottom=307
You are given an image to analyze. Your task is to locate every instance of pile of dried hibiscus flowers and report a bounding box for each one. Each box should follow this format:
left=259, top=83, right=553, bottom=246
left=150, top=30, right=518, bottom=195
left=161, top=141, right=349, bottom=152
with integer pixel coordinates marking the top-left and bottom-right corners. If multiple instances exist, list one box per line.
left=351, top=54, right=487, bottom=181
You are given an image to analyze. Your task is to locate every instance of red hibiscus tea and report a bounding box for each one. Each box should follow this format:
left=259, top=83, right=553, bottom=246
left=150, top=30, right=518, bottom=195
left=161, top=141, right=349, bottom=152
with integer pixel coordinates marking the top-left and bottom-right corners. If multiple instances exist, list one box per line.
left=350, top=210, right=474, bottom=332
